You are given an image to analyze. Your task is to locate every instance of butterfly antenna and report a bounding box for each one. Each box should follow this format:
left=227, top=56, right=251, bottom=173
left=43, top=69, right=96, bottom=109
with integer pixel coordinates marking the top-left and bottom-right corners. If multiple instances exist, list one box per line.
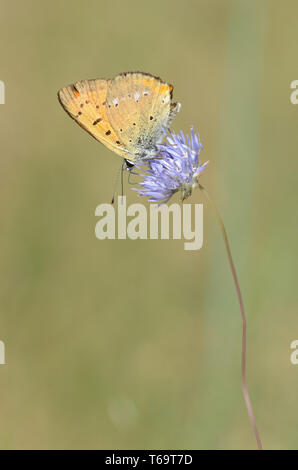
left=121, top=160, right=124, bottom=198
left=111, top=161, right=125, bottom=204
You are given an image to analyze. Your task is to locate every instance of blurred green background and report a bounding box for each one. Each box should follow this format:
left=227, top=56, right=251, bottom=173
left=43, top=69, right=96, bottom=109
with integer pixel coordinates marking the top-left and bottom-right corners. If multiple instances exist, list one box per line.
left=0, top=0, right=297, bottom=450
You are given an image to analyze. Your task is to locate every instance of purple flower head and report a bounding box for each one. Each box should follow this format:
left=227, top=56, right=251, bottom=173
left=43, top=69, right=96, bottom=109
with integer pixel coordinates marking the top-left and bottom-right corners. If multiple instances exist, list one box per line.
left=134, top=128, right=208, bottom=204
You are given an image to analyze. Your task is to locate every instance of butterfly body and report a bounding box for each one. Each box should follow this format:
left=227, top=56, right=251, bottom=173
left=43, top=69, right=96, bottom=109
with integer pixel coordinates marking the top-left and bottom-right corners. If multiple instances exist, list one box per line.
left=58, top=72, right=180, bottom=165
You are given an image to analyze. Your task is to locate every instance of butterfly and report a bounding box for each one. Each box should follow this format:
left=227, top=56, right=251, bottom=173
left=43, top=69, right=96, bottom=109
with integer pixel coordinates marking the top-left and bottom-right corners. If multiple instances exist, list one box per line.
left=58, top=72, right=180, bottom=168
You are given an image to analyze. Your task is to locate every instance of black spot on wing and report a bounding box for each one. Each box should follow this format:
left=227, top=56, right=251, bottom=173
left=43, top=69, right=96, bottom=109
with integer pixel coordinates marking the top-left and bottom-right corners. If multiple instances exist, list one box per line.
left=93, top=118, right=102, bottom=125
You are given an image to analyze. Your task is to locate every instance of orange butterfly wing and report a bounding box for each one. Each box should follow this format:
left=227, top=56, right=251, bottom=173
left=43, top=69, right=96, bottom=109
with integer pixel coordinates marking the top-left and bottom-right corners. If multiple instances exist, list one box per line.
left=58, top=79, right=132, bottom=159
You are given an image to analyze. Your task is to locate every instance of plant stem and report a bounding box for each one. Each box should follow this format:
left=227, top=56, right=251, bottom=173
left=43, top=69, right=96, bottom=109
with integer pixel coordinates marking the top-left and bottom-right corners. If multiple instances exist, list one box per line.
left=199, top=184, right=262, bottom=450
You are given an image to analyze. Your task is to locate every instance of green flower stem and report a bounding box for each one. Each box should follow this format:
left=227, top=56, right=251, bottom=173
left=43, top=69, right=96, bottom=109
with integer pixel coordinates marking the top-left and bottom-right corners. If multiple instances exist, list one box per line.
left=199, top=184, right=262, bottom=450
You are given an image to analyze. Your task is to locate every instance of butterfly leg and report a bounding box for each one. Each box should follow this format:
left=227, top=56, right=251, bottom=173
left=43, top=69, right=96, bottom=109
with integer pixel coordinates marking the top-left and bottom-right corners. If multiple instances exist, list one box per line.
left=111, top=161, right=126, bottom=204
